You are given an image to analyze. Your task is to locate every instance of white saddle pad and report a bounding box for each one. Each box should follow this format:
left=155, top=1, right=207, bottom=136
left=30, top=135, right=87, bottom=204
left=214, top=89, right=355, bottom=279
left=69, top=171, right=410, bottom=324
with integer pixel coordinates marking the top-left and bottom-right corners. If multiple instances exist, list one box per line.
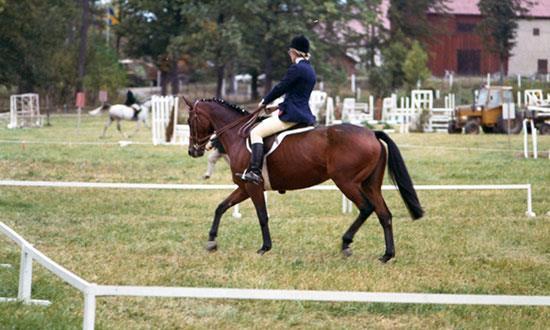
left=246, top=126, right=315, bottom=156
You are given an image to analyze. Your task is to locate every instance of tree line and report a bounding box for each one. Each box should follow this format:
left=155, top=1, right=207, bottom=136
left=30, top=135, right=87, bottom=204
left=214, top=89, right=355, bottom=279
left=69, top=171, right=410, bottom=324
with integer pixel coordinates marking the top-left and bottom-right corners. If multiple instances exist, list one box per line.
left=0, top=0, right=531, bottom=106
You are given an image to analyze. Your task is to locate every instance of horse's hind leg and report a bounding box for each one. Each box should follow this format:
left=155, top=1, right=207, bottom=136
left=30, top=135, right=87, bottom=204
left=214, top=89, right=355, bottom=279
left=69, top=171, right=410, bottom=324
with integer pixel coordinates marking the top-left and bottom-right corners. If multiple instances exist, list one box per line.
left=246, top=184, right=271, bottom=255
left=342, top=197, right=374, bottom=257
left=336, top=181, right=374, bottom=257
left=116, top=120, right=127, bottom=138
left=206, top=187, right=249, bottom=252
left=130, top=120, right=141, bottom=137
left=362, top=147, right=395, bottom=263
left=362, top=187, right=394, bottom=263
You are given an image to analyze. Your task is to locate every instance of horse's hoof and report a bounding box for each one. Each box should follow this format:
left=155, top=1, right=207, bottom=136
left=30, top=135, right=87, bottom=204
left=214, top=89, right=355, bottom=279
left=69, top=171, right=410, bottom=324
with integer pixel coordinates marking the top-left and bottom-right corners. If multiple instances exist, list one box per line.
left=205, top=241, right=217, bottom=252
left=202, top=175, right=210, bottom=180
left=342, top=248, right=353, bottom=257
left=378, top=254, right=394, bottom=263
left=256, top=246, right=271, bottom=255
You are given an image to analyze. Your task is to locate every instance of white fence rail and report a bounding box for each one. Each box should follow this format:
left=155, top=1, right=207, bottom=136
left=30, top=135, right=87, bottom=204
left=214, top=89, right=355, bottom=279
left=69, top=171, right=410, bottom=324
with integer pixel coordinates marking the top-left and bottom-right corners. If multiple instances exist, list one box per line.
left=0, top=179, right=542, bottom=329
left=1, top=218, right=549, bottom=330
left=0, top=180, right=536, bottom=218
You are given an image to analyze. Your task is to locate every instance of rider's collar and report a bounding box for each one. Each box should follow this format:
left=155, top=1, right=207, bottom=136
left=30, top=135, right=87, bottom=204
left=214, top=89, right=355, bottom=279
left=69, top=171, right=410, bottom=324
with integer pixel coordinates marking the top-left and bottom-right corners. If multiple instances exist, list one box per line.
left=294, top=57, right=305, bottom=64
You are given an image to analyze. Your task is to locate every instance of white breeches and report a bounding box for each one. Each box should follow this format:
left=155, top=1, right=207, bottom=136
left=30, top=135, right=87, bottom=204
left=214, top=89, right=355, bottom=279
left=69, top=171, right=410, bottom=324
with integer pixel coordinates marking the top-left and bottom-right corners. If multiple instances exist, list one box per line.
left=250, top=115, right=296, bottom=144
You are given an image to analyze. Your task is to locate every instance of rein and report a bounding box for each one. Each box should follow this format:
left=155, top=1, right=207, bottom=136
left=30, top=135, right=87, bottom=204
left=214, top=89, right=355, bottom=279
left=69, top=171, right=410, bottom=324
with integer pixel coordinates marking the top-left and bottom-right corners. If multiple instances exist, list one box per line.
left=189, top=102, right=265, bottom=150
left=219, top=106, right=264, bottom=138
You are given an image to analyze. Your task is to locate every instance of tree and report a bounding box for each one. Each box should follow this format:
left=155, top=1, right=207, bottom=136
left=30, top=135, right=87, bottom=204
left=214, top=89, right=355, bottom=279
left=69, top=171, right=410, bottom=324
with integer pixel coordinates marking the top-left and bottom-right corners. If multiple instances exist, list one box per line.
left=388, top=0, right=448, bottom=42
left=172, top=0, right=245, bottom=98
left=403, top=41, right=431, bottom=88
left=83, top=38, right=127, bottom=100
left=381, top=39, right=408, bottom=90
left=240, top=0, right=373, bottom=99
left=0, top=0, right=79, bottom=97
left=118, top=0, right=193, bottom=95
left=76, top=0, right=91, bottom=93
left=372, top=0, right=446, bottom=94
left=477, top=0, right=533, bottom=83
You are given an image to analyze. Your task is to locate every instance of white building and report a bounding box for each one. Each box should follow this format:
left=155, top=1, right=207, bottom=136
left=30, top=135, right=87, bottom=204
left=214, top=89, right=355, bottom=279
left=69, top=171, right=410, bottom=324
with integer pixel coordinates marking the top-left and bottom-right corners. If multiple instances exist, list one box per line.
left=508, top=1, right=550, bottom=76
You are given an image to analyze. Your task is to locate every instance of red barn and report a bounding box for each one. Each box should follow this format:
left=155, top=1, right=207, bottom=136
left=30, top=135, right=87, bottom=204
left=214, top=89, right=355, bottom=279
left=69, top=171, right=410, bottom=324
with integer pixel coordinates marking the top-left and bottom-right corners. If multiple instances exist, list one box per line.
left=426, top=1, right=503, bottom=76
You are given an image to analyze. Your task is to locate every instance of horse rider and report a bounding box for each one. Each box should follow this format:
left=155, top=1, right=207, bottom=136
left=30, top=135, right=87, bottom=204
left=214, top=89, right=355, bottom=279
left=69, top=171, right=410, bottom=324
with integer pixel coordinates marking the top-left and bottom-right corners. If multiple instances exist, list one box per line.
left=203, top=134, right=229, bottom=179
left=240, top=35, right=317, bottom=185
left=124, top=90, right=141, bottom=120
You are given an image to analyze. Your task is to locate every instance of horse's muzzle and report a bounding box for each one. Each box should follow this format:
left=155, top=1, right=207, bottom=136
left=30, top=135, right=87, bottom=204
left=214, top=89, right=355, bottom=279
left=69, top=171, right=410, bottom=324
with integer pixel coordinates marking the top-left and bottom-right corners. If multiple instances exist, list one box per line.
left=188, top=145, right=204, bottom=158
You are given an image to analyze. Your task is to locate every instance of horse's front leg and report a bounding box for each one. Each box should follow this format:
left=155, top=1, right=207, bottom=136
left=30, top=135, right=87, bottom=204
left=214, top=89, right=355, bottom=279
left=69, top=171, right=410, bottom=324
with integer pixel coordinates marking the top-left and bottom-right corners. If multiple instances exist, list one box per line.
left=206, top=187, right=249, bottom=252
left=101, top=118, right=112, bottom=138
left=130, top=120, right=141, bottom=138
left=116, top=120, right=126, bottom=138
left=246, top=183, right=271, bottom=255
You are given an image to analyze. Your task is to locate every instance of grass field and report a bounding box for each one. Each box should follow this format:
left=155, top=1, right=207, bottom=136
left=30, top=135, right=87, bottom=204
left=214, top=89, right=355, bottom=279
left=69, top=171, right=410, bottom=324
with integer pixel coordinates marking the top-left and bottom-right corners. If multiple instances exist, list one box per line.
left=0, top=114, right=549, bottom=329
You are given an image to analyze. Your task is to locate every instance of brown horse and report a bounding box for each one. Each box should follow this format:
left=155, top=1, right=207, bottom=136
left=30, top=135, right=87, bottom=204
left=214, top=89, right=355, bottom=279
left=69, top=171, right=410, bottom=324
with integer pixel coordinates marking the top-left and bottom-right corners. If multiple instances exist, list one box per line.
left=171, top=97, right=423, bottom=262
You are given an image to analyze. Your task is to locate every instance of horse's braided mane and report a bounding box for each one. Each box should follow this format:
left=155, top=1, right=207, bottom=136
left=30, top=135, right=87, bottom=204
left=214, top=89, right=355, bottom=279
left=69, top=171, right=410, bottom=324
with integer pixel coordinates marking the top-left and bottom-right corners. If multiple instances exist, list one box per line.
left=200, top=98, right=247, bottom=115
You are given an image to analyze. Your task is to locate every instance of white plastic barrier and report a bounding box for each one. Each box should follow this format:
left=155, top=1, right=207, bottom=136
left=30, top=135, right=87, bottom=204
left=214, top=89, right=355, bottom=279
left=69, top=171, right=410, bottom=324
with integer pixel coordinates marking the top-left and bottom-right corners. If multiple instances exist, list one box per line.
left=325, top=97, right=335, bottom=125
left=8, top=93, right=43, bottom=129
left=340, top=96, right=374, bottom=125
left=524, top=89, right=544, bottom=106
left=383, top=90, right=453, bottom=133
left=309, top=90, right=327, bottom=119
left=151, top=95, right=188, bottom=145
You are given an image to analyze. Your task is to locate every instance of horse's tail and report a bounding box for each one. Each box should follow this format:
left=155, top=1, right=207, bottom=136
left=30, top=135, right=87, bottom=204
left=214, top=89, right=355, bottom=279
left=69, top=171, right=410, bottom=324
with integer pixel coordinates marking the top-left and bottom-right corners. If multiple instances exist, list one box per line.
left=374, top=131, right=424, bottom=220
left=165, top=105, right=176, bottom=143
left=88, top=104, right=110, bottom=116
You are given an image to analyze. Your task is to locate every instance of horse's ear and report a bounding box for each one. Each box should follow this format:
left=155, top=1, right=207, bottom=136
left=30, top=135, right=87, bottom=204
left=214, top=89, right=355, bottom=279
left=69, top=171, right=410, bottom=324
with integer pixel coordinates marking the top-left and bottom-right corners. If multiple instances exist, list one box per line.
left=181, top=95, right=194, bottom=110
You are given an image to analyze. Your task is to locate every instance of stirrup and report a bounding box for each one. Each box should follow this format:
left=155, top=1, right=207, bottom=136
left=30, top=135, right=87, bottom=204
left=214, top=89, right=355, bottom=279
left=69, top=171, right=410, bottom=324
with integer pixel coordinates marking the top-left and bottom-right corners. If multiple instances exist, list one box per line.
left=240, top=169, right=263, bottom=185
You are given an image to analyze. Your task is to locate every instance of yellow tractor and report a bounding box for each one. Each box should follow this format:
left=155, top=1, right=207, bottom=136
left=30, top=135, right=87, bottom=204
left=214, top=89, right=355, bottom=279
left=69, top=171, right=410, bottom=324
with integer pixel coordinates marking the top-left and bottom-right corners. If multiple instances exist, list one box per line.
left=448, top=86, right=523, bottom=134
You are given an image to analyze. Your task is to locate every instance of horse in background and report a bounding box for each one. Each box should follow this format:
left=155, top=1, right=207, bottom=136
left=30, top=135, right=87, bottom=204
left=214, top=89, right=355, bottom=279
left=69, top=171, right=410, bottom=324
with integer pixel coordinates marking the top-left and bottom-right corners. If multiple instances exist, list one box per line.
left=89, top=100, right=151, bottom=138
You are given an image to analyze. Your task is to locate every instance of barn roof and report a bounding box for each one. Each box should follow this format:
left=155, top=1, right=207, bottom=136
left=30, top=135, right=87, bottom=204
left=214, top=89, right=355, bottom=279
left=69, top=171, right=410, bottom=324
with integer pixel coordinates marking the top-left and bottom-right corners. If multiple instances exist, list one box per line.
left=433, top=0, right=550, bottom=18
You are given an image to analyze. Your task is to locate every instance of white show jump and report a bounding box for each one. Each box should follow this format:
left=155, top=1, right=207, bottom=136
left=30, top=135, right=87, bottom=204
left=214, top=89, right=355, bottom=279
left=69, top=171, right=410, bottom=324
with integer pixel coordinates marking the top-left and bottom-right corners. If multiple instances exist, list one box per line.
left=8, top=93, right=43, bottom=129
left=151, top=95, right=189, bottom=145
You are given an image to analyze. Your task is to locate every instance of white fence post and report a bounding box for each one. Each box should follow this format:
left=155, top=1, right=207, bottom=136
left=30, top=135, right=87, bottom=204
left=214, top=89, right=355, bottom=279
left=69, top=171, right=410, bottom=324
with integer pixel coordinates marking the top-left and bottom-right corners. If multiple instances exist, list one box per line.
left=83, top=285, right=97, bottom=330
left=526, top=184, right=535, bottom=218
left=17, top=247, right=33, bottom=303
left=325, top=97, right=334, bottom=126
left=523, top=119, right=538, bottom=159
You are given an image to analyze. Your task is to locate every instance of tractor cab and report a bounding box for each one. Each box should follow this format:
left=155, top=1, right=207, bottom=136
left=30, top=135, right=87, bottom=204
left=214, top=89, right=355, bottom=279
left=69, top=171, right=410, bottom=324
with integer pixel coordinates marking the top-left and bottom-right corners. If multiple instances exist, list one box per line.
left=448, top=86, right=522, bottom=134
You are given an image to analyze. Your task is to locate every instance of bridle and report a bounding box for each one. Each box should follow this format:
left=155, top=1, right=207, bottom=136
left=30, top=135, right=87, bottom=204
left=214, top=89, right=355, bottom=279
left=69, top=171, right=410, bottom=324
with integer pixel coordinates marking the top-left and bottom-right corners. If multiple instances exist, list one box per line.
left=188, top=102, right=213, bottom=151
left=188, top=100, right=265, bottom=151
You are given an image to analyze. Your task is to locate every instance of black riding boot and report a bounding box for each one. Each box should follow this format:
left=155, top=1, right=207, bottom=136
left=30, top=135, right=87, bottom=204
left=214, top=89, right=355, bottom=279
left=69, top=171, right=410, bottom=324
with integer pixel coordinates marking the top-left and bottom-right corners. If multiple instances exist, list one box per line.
left=242, top=143, right=264, bottom=184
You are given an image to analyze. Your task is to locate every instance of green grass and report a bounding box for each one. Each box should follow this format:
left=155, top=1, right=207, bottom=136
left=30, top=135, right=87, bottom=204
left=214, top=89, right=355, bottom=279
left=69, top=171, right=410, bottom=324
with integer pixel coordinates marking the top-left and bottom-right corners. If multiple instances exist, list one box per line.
left=0, top=114, right=549, bottom=329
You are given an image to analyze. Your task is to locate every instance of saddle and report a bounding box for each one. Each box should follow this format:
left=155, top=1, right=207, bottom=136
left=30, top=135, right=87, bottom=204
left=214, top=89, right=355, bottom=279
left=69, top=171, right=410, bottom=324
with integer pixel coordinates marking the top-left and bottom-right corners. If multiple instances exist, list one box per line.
left=245, top=122, right=315, bottom=156
left=245, top=123, right=315, bottom=192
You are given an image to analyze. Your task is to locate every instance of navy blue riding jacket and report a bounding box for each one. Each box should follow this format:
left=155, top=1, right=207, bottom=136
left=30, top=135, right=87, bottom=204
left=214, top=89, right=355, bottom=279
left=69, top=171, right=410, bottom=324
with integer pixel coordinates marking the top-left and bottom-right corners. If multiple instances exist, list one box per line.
left=263, top=60, right=317, bottom=125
